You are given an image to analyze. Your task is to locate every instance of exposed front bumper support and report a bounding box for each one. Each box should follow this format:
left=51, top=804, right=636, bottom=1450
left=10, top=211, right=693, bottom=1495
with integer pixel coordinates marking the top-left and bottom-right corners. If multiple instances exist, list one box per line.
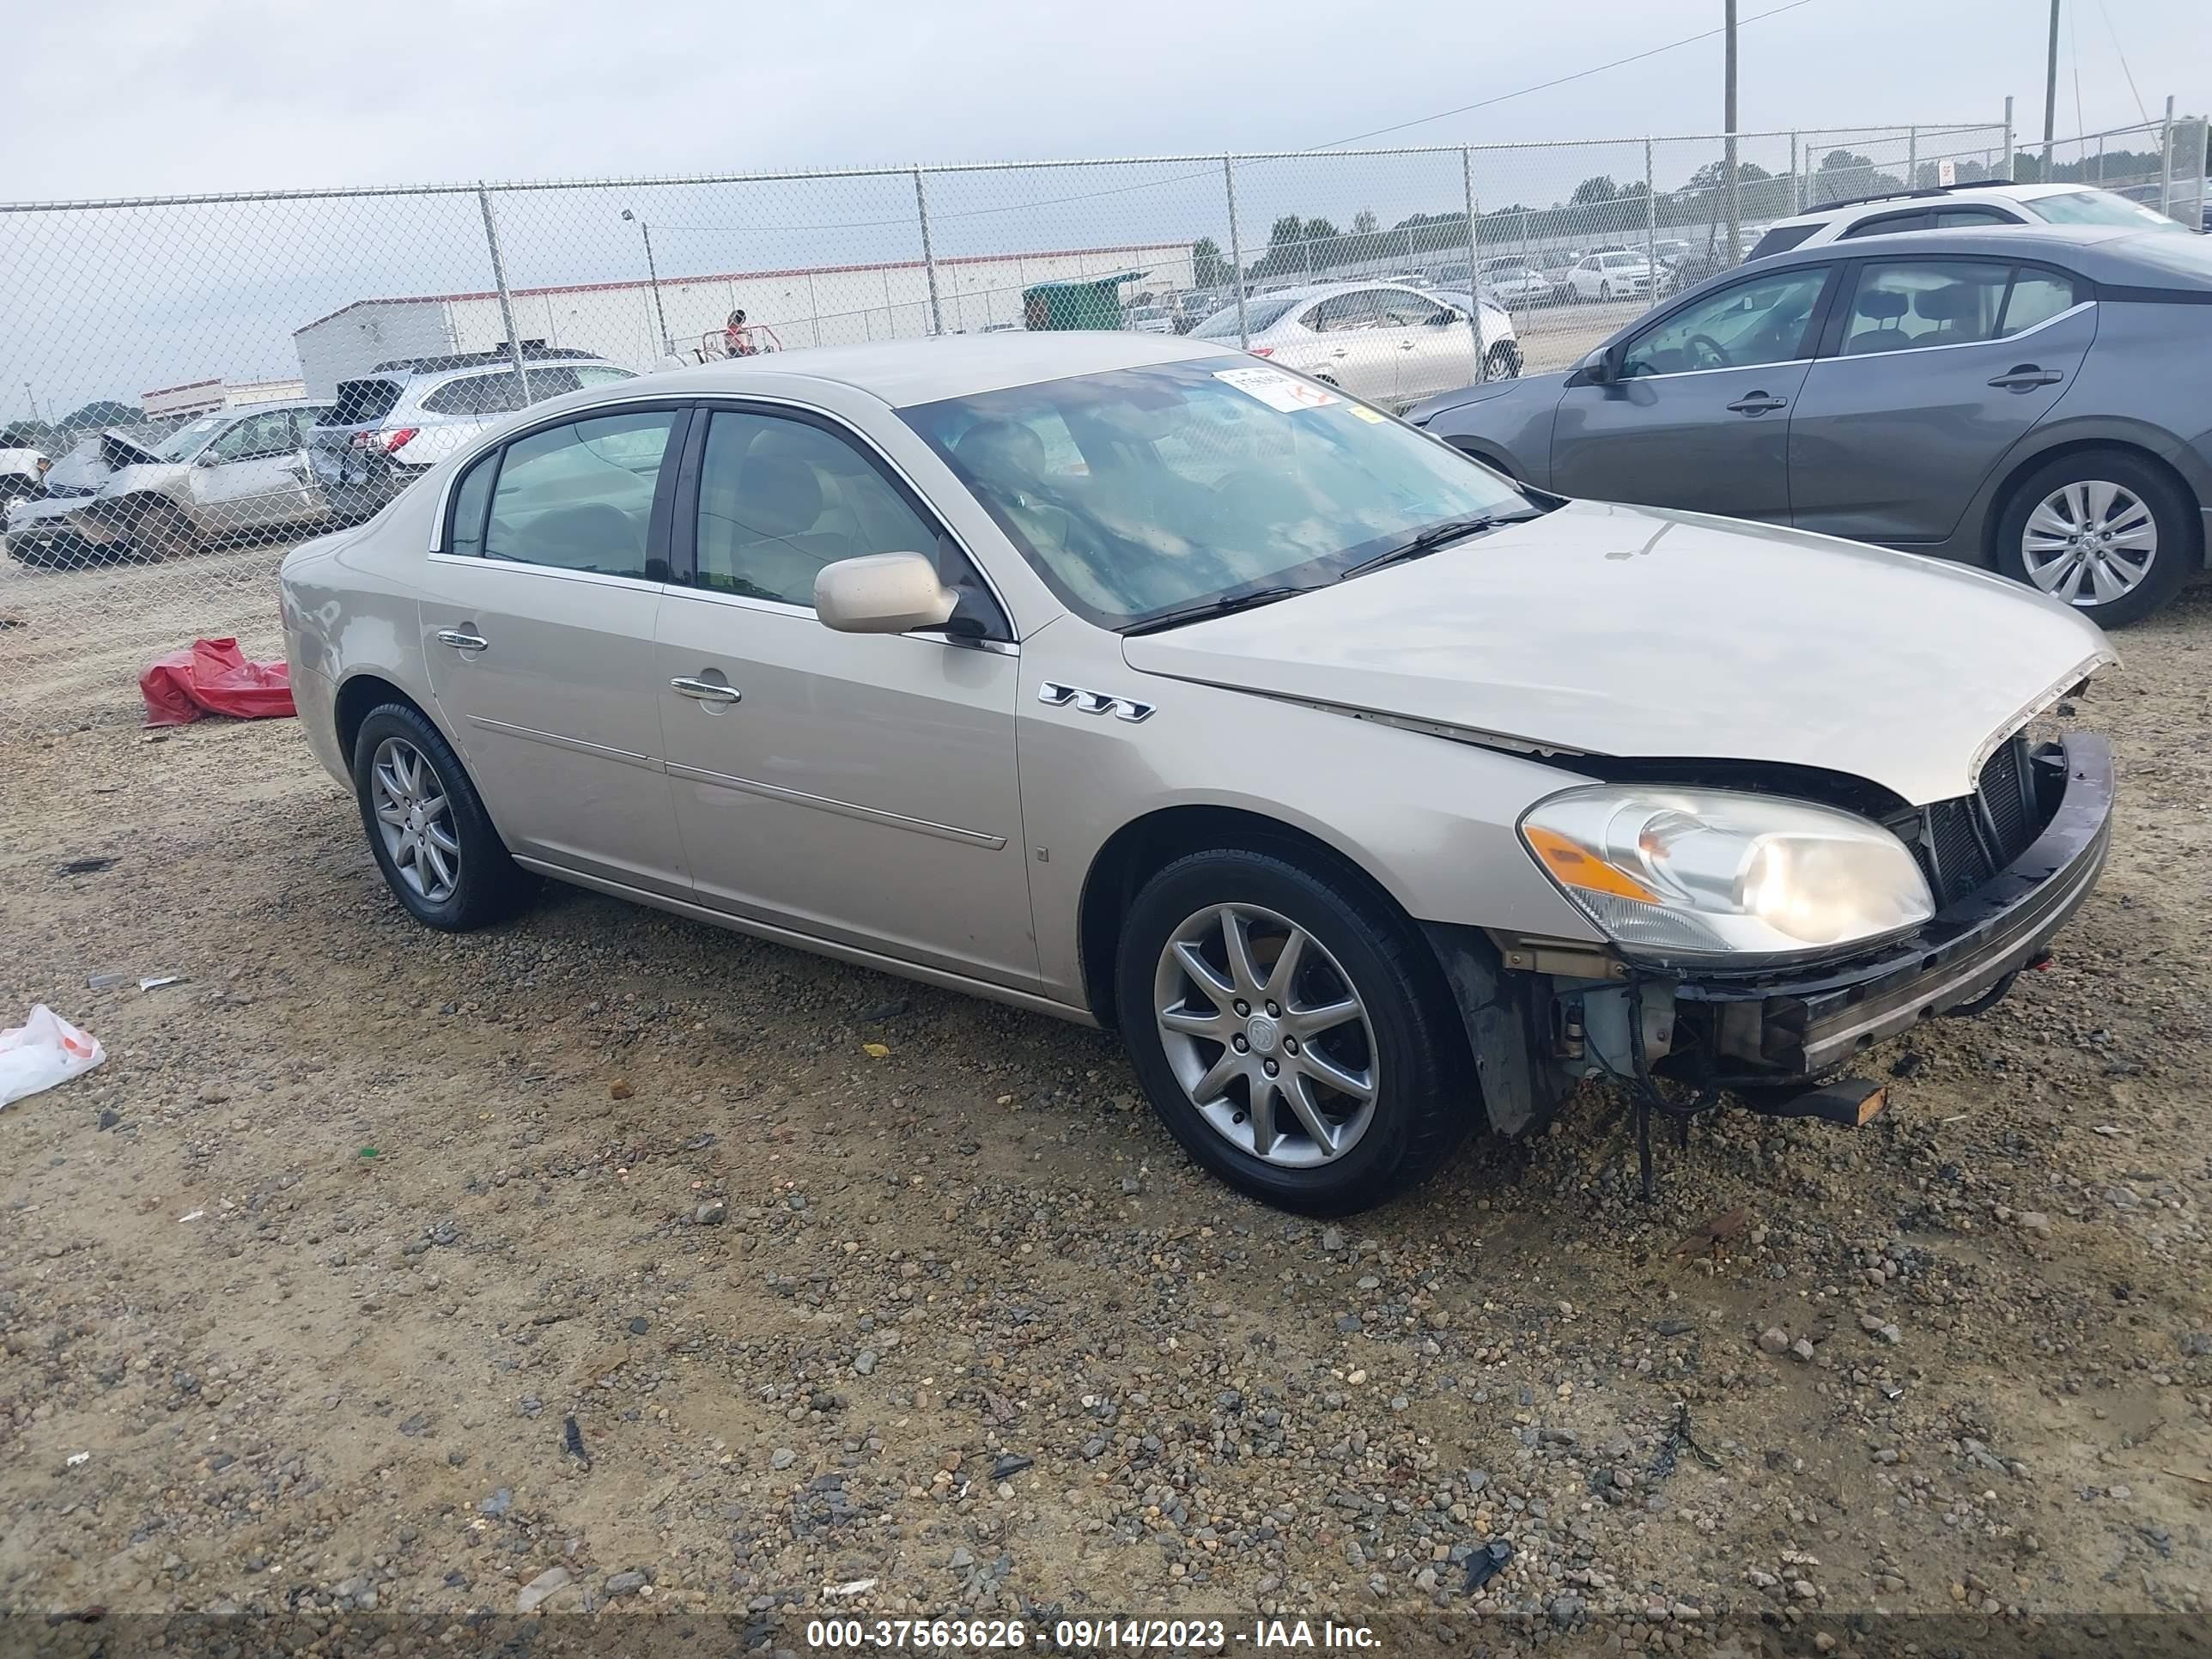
left=1671, top=733, right=2113, bottom=1078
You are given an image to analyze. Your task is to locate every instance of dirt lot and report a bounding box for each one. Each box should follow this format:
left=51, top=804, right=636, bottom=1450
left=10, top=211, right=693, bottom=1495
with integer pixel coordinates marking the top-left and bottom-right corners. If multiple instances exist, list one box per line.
left=6, top=558, right=2212, bottom=1655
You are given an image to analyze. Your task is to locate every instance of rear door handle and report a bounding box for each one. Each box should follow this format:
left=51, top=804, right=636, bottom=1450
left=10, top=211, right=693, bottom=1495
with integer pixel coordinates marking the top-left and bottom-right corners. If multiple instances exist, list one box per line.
left=670, top=677, right=741, bottom=704
left=1725, top=393, right=1789, bottom=415
left=434, top=629, right=489, bottom=653
left=1988, top=366, right=2063, bottom=390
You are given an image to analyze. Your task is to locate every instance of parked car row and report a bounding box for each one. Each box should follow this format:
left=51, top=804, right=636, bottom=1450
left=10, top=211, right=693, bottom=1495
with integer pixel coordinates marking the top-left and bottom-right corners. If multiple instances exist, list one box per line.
left=5, top=349, right=637, bottom=567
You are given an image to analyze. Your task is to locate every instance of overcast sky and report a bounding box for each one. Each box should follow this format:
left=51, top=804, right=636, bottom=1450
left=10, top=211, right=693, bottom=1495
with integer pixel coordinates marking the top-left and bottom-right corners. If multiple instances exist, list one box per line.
left=3, top=0, right=2203, bottom=198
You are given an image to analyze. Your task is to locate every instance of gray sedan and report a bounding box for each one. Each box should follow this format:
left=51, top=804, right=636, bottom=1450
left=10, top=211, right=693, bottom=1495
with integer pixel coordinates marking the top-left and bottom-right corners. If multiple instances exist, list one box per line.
left=1411, top=223, right=2212, bottom=627
left=282, top=333, right=2115, bottom=1213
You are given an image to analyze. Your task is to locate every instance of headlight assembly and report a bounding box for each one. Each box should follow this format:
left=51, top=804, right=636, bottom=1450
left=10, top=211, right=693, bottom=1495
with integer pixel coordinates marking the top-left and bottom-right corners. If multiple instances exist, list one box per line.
left=1519, top=787, right=1934, bottom=963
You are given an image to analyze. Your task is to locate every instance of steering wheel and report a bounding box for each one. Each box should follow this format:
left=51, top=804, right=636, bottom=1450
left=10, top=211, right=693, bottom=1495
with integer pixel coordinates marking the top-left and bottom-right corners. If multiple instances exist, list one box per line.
left=1685, top=333, right=1729, bottom=371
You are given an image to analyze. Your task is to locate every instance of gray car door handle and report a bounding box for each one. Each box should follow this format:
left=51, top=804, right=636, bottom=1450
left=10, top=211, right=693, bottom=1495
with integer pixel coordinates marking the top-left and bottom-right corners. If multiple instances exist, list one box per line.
left=1988, top=366, right=2063, bottom=390
left=434, top=629, right=489, bottom=653
left=1725, top=393, right=1789, bottom=415
left=670, top=677, right=741, bottom=704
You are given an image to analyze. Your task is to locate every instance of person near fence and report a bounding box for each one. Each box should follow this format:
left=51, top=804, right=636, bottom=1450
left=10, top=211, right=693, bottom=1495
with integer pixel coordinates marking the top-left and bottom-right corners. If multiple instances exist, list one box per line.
left=724, top=310, right=762, bottom=358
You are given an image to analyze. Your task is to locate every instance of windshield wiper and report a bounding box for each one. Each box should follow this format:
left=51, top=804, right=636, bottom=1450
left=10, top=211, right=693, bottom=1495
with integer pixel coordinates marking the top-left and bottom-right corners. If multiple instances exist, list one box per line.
left=1121, top=584, right=1319, bottom=636
left=1340, top=512, right=1544, bottom=580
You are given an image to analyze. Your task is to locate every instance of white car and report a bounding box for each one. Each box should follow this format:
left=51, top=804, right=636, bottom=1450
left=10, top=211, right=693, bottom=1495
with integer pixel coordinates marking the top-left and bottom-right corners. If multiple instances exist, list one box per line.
left=1565, top=251, right=1656, bottom=303
left=1121, top=305, right=1176, bottom=336
left=1475, top=261, right=1563, bottom=307
left=0, top=445, right=48, bottom=503
left=1747, top=182, right=2189, bottom=258
left=1189, top=282, right=1519, bottom=407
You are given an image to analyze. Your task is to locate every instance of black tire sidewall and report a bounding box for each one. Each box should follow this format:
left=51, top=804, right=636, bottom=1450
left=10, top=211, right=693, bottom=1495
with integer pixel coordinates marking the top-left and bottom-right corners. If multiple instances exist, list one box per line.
left=1996, top=452, right=2197, bottom=629
left=350, top=703, right=520, bottom=931
left=1115, top=848, right=1467, bottom=1215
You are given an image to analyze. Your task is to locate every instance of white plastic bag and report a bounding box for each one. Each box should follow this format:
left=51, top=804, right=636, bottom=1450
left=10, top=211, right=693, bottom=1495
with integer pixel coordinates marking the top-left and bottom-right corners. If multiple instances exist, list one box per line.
left=0, top=1006, right=107, bottom=1107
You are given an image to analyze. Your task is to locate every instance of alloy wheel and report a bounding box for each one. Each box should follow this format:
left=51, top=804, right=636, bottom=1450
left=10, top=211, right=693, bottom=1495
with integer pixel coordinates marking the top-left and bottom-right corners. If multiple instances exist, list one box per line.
left=1152, top=902, right=1378, bottom=1169
left=2021, top=479, right=2157, bottom=607
left=370, top=736, right=461, bottom=903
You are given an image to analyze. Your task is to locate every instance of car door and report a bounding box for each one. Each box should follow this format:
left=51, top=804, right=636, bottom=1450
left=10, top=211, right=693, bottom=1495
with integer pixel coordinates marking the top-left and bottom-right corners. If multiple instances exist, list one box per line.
left=283, top=406, right=333, bottom=522
left=1788, top=258, right=2094, bottom=544
left=1549, top=261, right=1836, bottom=520
left=419, top=403, right=692, bottom=898
left=192, top=409, right=312, bottom=531
left=1296, top=290, right=1400, bottom=404
left=1376, top=289, right=1474, bottom=405
left=653, top=403, right=1037, bottom=988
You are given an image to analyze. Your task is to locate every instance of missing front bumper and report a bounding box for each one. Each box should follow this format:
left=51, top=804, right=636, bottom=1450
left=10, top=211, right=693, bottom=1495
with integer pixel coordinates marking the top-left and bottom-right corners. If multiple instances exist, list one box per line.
left=1670, top=733, right=2113, bottom=1078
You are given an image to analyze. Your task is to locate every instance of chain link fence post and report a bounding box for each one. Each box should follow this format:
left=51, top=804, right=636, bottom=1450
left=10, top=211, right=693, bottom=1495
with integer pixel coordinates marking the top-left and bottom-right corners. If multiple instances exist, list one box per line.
left=1643, top=137, right=1656, bottom=302
left=1789, top=132, right=1801, bottom=212
left=1223, top=155, right=1249, bottom=350
left=1461, top=148, right=1483, bottom=382
left=2003, top=96, right=2015, bottom=180
left=1907, top=125, right=1918, bottom=187
left=476, top=185, right=531, bottom=390
left=912, top=167, right=943, bottom=337
left=2159, top=96, right=2176, bottom=217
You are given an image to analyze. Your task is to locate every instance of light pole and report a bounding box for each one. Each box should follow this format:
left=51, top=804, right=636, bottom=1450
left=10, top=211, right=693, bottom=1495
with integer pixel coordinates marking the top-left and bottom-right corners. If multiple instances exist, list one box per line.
left=620, top=209, right=671, bottom=356
left=1723, top=0, right=1740, bottom=265
left=2042, top=0, right=2061, bottom=181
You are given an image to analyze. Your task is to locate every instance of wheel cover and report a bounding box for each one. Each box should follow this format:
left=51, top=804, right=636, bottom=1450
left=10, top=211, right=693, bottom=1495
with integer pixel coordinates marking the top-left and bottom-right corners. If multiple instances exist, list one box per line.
left=2021, top=479, right=2157, bottom=607
left=1152, top=902, right=1379, bottom=1169
left=370, top=736, right=461, bottom=903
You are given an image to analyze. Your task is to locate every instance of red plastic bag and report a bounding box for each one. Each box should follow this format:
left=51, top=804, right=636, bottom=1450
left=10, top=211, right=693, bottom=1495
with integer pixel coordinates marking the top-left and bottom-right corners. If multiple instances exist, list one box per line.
left=139, top=637, right=295, bottom=726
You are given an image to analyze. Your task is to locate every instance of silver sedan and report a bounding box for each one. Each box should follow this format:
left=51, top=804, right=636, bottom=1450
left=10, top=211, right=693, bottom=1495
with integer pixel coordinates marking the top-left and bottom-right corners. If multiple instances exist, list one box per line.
left=282, top=332, right=2118, bottom=1212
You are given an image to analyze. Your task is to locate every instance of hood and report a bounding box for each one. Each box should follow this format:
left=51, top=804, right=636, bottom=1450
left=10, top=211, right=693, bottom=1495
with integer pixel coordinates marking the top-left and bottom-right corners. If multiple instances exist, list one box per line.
left=99, top=428, right=167, bottom=470
left=1121, top=501, right=2114, bottom=807
left=1407, top=370, right=1564, bottom=426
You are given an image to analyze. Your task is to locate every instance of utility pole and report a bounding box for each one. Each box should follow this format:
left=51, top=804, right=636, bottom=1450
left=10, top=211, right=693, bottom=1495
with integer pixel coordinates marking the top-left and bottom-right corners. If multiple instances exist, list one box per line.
left=1723, top=0, right=1740, bottom=265
left=620, top=209, right=671, bottom=356
left=2042, top=0, right=2060, bottom=179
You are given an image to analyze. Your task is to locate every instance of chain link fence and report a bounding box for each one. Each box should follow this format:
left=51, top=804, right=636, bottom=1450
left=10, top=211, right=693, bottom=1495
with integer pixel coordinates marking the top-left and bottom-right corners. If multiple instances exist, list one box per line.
left=6, top=108, right=2206, bottom=736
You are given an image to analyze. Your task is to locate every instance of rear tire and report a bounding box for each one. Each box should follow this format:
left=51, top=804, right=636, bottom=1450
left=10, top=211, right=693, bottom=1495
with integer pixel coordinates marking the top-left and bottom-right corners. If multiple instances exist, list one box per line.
left=1115, top=846, right=1475, bottom=1215
left=351, top=702, right=533, bottom=931
left=1485, top=342, right=1521, bottom=380
left=1994, top=449, right=2197, bottom=628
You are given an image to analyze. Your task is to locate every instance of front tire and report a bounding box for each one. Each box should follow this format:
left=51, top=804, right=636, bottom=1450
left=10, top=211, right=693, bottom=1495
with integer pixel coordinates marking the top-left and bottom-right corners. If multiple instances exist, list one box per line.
left=1485, top=342, right=1521, bottom=380
left=1995, top=449, right=2197, bottom=628
left=351, top=702, right=532, bottom=931
left=129, top=498, right=199, bottom=562
left=1115, top=847, right=1475, bottom=1214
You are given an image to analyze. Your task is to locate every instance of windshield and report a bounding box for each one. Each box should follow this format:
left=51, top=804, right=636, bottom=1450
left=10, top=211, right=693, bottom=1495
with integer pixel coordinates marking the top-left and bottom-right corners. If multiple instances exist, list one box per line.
left=1192, top=295, right=1301, bottom=339
left=150, top=415, right=228, bottom=462
left=2029, top=188, right=2186, bottom=231
left=902, top=356, right=1531, bottom=629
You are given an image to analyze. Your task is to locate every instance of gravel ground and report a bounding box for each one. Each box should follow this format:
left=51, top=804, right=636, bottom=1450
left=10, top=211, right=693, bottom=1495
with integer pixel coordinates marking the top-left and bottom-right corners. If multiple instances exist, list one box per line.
left=5, top=548, right=2211, bottom=1655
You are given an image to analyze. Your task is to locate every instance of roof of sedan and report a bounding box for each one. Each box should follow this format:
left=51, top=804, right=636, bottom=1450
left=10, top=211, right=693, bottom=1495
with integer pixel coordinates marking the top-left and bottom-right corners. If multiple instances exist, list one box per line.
left=661, top=330, right=1242, bottom=408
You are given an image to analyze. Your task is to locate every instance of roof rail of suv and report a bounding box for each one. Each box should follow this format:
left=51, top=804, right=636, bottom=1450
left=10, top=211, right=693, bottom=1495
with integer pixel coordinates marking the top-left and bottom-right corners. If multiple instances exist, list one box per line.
left=1806, top=178, right=2009, bottom=215
left=368, top=345, right=605, bottom=374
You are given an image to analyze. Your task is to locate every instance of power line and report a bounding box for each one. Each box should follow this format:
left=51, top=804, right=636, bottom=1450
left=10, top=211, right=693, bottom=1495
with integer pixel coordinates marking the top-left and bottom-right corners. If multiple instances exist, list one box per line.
left=1309, top=0, right=1825, bottom=151
left=2097, top=0, right=2149, bottom=125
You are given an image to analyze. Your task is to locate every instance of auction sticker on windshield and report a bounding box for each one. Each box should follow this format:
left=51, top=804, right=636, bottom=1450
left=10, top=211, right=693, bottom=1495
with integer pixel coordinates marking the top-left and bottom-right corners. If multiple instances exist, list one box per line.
left=1214, top=367, right=1340, bottom=411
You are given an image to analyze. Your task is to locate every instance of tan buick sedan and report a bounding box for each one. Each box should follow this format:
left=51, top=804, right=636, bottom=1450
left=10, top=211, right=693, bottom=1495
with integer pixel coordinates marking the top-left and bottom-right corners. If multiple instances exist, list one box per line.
left=281, top=332, right=2117, bottom=1213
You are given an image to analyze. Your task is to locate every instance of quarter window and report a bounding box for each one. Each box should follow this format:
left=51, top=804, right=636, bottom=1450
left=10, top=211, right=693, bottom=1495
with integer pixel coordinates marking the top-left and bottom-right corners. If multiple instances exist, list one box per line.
left=690, top=410, right=952, bottom=611
left=480, top=409, right=678, bottom=579
left=1839, top=260, right=2012, bottom=355
left=1998, top=270, right=2080, bottom=335
left=446, top=449, right=498, bottom=558
left=422, top=372, right=527, bottom=417
left=1620, top=266, right=1829, bottom=376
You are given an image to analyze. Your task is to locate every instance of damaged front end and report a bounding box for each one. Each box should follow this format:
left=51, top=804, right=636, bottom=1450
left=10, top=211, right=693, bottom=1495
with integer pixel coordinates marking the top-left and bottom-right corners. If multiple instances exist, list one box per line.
left=1450, top=731, right=2114, bottom=1194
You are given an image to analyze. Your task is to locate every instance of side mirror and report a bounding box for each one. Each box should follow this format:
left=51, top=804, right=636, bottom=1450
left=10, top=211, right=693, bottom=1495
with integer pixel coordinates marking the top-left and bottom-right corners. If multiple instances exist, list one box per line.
left=1578, top=345, right=1615, bottom=385
left=814, top=551, right=957, bottom=635
left=1431, top=309, right=1461, bottom=325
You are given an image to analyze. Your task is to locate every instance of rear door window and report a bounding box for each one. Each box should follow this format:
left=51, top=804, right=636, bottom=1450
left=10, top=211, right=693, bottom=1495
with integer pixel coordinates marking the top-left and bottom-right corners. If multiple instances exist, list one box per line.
left=482, top=410, right=679, bottom=579
left=422, top=371, right=527, bottom=417
left=1838, top=260, right=2012, bottom=354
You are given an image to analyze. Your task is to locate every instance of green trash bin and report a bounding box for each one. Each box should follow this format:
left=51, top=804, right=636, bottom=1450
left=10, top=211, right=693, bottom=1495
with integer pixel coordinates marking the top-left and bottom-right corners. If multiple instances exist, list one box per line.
left=1022, top=270, right=1149, bottom=331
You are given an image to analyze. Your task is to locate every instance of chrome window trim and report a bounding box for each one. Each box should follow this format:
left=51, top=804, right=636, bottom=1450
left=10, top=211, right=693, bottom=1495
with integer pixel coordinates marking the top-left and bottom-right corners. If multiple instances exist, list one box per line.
left=1822, top=297, right=2095, bottom=364
left=422, top=551, right=668, bottom=594
left=1616, top=356, right=1815, bottom=384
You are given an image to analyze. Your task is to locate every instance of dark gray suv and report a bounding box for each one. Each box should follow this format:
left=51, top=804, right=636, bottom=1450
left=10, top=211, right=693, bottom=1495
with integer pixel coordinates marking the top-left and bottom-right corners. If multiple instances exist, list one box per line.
left=1410, top=224, right=2212, bottom=626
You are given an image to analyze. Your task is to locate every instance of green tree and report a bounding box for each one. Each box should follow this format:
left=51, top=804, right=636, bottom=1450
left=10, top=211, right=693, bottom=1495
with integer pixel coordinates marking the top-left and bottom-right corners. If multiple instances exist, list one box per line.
left=1190, top=235, right=1227, bottom=289
left=1571, top=174, right=1620, bottom=205
left=59, top=399, right=141, bottom=433
left=1352, top=208, right=1378, bottom=234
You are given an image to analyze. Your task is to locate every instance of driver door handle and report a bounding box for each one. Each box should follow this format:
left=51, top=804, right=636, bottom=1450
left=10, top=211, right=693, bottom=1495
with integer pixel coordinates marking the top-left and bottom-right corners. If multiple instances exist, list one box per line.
left=1725, top=392, right=1789, bottom=415
left=1988, top=365, right=2063, bottom=390
left=670, top=677, right=741, bottom=704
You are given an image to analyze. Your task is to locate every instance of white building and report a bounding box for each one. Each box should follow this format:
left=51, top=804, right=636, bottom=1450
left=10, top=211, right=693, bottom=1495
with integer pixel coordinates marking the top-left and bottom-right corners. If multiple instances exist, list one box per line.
left=142, top=375, right=309, bottom=419
left=292, top=243, right=1196, bottom=395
